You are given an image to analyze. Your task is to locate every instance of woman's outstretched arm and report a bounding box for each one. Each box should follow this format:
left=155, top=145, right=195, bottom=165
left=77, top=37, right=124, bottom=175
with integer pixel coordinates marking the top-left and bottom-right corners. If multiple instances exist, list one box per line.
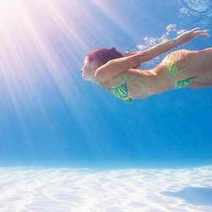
left=95, top=28, right=208, bottom=83
left=139, top=27, right=208, bottom=62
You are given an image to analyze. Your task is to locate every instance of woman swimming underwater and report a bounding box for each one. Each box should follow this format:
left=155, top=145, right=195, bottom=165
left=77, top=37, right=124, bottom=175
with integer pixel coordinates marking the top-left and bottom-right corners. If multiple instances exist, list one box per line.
left=82, top=28, right=212, bottom=102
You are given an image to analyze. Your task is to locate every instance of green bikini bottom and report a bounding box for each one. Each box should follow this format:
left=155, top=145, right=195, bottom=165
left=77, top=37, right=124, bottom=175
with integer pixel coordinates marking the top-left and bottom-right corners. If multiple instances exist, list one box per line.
left=110, top=82, right=132, bottom=102
left=167, top=63, right=197, bottom=89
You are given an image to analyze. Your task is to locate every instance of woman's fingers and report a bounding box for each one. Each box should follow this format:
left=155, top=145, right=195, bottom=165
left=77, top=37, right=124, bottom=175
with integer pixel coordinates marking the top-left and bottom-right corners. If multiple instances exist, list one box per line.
left=189, top=27, right=207, bottom=33
left=175, top=27, right=209, bottom=44
left=186, top=27, right=209, bottom=37
left=199, top=31, right=209, bottom=36
left=194, top=29, right=209, bottom=37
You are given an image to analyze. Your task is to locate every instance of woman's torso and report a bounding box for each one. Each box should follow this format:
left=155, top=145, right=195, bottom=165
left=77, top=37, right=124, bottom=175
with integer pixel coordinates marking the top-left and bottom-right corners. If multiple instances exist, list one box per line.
left=103, top=49, right=211, bottom=100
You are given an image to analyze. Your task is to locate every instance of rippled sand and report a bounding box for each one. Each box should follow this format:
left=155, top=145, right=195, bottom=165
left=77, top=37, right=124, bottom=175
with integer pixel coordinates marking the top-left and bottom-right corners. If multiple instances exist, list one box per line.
left=0, top=166, right=212, bottom=212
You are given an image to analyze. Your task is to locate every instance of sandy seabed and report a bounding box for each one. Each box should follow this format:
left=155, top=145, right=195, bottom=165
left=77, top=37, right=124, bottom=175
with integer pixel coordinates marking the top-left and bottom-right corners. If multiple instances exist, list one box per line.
left=0, top=166, right=212, bottom=212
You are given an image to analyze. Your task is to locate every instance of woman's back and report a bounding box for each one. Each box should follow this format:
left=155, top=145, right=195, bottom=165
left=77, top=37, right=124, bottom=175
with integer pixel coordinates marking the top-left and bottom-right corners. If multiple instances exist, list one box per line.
left=127, top=49, right=203, bottom=98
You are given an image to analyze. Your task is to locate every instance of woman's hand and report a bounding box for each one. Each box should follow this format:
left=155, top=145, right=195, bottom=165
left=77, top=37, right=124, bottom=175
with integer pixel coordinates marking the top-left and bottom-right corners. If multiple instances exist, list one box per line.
left=175, top=27, right=209, bottom=45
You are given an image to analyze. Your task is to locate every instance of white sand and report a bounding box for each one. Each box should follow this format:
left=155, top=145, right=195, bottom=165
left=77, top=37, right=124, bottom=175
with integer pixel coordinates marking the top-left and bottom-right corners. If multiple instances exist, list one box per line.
left=0, top=166, right=211, bottom=212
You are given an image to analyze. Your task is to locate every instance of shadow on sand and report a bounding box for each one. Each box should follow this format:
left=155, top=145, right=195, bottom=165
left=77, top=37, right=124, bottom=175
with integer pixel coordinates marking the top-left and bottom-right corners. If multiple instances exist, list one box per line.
left=163, top=187, right=212, bottom=206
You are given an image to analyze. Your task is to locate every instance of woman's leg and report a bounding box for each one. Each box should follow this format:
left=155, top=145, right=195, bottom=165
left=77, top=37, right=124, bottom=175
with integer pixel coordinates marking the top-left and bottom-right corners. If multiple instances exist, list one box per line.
left=190, top=47, right=212, bottom=84
left=190, top=81, right=212, bottom=89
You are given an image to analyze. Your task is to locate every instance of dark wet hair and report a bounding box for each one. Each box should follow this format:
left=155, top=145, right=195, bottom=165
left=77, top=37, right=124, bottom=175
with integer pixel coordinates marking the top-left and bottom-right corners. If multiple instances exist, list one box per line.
left=86, top=48, right=124, bottom=66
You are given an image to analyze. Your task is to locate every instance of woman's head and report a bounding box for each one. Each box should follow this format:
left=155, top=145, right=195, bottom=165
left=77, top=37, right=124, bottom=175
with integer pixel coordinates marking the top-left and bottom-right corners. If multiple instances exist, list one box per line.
left=82, top=47, right=123, bottom=81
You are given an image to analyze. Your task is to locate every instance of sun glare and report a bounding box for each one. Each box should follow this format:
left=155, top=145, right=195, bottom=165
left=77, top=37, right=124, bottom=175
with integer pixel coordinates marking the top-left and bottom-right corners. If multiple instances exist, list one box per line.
left=0, top=0, right=127, bottom=116
left=0, top=0, right=90, bottom=119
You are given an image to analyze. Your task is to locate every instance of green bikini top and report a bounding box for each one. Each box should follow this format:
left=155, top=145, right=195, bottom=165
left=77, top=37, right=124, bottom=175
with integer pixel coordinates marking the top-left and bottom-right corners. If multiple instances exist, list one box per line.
left=110, top=82, right=133, bottom=102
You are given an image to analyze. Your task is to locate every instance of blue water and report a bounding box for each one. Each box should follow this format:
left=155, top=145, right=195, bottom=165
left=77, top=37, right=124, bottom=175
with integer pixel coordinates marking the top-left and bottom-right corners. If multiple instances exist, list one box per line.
left=0, top=0, right=212, bottom=168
